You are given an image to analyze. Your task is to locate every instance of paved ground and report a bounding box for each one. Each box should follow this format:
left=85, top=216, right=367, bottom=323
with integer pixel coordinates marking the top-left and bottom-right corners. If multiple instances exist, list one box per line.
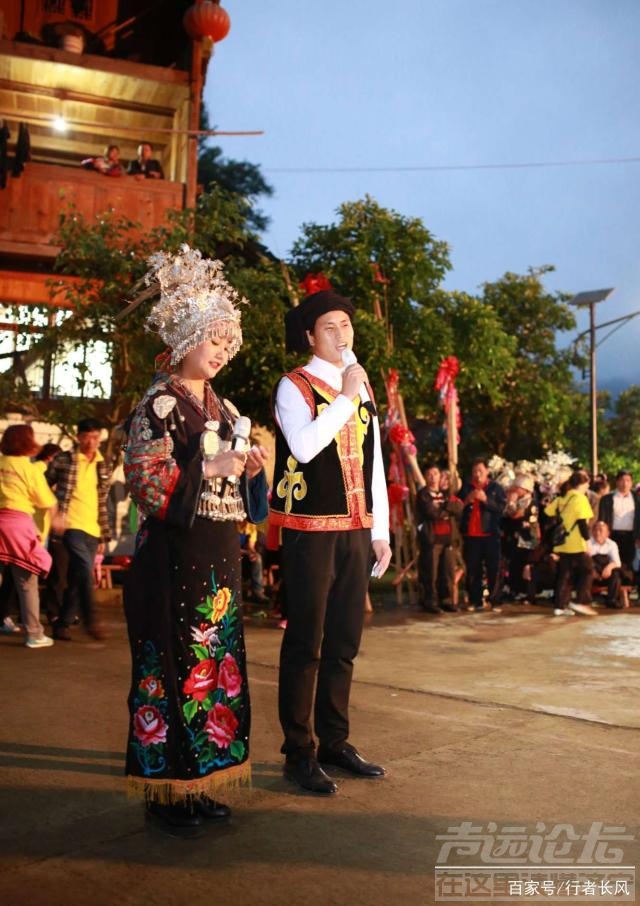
left=1, top=592, right=638, bottom=906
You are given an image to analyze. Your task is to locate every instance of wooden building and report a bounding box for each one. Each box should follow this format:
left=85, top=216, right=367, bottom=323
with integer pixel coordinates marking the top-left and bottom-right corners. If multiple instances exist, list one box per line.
left=0, top=0, right=206, bottom=402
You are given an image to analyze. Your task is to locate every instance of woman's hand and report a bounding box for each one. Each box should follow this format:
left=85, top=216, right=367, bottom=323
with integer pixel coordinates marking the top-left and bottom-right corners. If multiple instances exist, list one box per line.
left=203, top=450, right=248, bottom=480
left=245, top=445, right=269, bottom=480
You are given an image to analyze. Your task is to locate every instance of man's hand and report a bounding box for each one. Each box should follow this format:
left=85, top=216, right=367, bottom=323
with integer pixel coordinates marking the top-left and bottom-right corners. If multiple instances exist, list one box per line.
left=51, top=512, right=66, bottom=536
left=341, top=363, right=368, bottom=400
left=371, top=539, right=392, bottom=579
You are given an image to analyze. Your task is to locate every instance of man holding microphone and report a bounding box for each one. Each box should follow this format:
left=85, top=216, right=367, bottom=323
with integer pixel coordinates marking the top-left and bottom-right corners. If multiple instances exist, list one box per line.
left=271, top=278, right=391, bottom=795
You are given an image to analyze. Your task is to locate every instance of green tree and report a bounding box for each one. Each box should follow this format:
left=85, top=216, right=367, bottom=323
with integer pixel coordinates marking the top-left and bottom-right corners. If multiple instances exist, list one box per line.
left=460, top=268, right=587, bottom=461
left=288, top=196, right=517, bottom=445
left=598, top=385, right=640, bottom=478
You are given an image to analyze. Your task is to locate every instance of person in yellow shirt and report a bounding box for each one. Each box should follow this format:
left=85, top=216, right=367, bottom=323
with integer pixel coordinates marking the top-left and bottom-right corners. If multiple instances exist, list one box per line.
left=545, top=470, right=596, bottom=616
left=0, top=424, right=57, bottom=647
left=49, top=418, right=111, bottom=642
left=237, top=519, right=269, bottom=605
left=33, top=444, right=67, bottom=624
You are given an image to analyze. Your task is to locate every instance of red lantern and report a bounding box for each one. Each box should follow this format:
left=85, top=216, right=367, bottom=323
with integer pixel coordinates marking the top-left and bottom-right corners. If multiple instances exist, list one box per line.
left=183, top=0, right=231, bottom=42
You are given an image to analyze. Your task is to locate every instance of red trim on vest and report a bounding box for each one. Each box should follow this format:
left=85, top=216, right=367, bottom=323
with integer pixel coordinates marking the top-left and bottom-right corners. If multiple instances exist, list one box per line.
left=271, top=368, right=373, bottom=532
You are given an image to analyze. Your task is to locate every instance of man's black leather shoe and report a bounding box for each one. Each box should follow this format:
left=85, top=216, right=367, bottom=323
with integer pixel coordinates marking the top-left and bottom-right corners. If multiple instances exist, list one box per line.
left=146, top=801, right=205, bottom=837
left=196, top=796, right=231, bottom=820
left=318, top=744, right=386, bottom=777
left=52, top=621, right=71, bottom=641
left=284, top=756, right=338, bottom=794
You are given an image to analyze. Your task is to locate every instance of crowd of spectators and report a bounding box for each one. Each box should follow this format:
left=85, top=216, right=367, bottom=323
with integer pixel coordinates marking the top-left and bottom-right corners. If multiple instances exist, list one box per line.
left=0, top=418, right=111, bottom=648
left=2, top=411, right=639, bottom=642
left=414, top=458, right=640, bottom=617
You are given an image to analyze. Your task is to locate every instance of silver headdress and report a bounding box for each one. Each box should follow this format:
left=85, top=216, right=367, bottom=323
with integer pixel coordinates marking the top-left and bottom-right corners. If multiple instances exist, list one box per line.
left=144, top=244, right=245, bottom=365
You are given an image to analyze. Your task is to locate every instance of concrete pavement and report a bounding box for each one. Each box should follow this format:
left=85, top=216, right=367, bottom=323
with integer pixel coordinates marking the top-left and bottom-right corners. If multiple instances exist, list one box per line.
left=0, top=593, right=638, bottom=906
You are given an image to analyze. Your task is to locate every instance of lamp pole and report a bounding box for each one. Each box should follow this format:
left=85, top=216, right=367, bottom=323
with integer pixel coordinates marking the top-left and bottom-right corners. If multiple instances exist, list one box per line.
left=587, top=299, right=598, bottom=476
left=570, top=288, right=615, bottom=476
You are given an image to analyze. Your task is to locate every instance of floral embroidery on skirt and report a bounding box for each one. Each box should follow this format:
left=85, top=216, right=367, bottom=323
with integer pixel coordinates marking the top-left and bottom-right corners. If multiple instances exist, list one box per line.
left=124, top=517, right=251, bottom=803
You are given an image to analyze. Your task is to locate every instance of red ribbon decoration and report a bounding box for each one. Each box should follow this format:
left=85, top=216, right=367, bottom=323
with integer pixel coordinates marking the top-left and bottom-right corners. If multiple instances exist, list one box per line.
left=387, top=479, right=409, bottom=532
left=434, top=355, right=462, bottom=438
left=370, top=262, right=390, bottom=285
left=299, top=273, right=333, bottom=295
left=434, top=356, right=459, bottom=396
left=388, top=423, right=415, bottom=446
left=154, top=347, right=173, bottom=377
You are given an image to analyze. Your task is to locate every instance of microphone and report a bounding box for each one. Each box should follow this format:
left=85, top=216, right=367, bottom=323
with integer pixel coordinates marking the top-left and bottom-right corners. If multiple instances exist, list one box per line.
left=220, top=415, right=251, bottom=495
left=341, top=349, right=377, bottom=417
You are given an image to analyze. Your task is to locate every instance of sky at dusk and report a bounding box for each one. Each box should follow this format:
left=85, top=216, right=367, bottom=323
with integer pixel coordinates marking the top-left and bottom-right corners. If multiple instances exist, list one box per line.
left=204, top=0, right=640, bottom=386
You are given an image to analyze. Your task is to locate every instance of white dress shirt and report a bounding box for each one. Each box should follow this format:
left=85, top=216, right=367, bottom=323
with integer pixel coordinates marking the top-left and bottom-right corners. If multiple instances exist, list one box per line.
left=612, top=491, right=635, bottom=531
left=587, top=536, right=621, bottom=567
left=274, top=355, right=389, bottom=542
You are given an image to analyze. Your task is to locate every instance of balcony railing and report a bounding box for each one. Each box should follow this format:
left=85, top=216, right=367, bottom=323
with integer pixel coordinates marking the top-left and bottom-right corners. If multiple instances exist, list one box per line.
left=0, top=162, right=184, bottom=259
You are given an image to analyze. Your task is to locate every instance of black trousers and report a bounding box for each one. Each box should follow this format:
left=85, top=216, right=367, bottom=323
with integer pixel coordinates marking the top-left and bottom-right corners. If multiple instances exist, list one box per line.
left=278, top=527, right=370, bottom=757
left=611, top=530, right=635, bottom=575
left=554, top=552, right=594, bottom=608
left=463, top=535, right=502, bottom=608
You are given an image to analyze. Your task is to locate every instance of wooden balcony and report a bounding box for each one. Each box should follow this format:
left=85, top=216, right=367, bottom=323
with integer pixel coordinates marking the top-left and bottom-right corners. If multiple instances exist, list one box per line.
left=0, top=161, right=184, bottom=261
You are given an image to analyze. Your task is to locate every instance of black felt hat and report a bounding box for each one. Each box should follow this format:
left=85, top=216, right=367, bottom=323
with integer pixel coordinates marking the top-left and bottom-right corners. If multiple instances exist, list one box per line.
left=285, top=290, right=355, bottom=354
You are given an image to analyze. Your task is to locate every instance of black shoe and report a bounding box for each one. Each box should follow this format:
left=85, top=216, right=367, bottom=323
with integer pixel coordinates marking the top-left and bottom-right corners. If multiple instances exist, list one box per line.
left=87, top=621, right=108, bottom=641
left=441, top=603, right=458, bottom=613
left=421, top=603, right=443, bottom=614
left=318, top=743, right=386, bottom=777
left=284, top=756, right=338, bottom=794
left=52, top=621, right=71, bottom=641
left=146, top=801, right=205, bottom=837
left=196, top=796, right=232, bottom=820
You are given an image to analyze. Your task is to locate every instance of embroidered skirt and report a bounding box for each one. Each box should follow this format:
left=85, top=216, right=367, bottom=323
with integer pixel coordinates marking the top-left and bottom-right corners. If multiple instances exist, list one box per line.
left=123, top=516, right=251, bottom=803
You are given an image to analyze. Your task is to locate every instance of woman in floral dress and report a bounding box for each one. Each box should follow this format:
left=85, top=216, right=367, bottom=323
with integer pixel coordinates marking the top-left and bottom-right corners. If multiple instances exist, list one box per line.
left=123, top=245, right=268, bottom=836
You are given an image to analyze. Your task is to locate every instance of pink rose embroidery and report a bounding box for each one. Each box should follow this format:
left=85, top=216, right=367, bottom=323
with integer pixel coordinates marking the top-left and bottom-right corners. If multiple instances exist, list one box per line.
left=217, top=653, right=242, bottom=698
left=133, top=705, right=168, bottom=746
left=204, top=702, right=239, bottom=749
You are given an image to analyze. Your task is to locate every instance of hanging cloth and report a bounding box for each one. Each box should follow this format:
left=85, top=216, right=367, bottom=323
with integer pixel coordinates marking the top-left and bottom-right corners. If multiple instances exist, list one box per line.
left=0, top=120, right=9, bottom=189
left=12, top=123, right=31, bottom=177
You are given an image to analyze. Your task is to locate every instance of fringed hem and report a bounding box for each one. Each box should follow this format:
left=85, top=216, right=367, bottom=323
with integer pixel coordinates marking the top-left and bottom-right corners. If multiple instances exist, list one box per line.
left=126, top=759, right=251, bottom=805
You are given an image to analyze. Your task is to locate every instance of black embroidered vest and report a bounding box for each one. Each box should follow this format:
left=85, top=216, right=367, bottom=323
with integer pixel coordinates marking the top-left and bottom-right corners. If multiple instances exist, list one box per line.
left=270, top=368, right=375, bottom=532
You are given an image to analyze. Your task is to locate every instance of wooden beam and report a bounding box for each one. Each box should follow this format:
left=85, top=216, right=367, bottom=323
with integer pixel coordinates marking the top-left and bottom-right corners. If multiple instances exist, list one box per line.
left=0, top=270, right=95, bottom=308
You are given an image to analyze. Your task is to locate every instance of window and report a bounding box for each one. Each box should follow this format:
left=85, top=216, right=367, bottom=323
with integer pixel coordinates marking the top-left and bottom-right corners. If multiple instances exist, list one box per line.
left=0, top=305, right=112, bottom=400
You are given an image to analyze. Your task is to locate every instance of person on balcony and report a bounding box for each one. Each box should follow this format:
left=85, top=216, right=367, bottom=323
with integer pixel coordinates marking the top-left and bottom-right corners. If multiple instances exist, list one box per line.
left=127, top=142, right=164, bottom=180
left=81, top=144, right=123, bottom=177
